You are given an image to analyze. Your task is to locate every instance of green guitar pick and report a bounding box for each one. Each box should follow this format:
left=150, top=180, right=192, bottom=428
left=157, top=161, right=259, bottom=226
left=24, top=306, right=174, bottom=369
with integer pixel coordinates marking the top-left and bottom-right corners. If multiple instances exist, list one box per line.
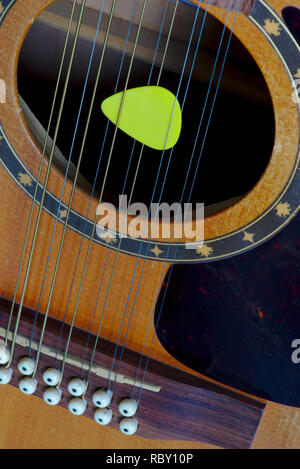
left=101, top=86, right=182, bottom=150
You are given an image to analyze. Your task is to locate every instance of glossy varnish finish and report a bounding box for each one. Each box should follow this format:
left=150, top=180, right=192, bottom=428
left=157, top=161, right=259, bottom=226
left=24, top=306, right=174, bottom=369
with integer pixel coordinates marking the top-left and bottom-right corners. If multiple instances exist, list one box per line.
left=0, top=0, right=299, bottom=449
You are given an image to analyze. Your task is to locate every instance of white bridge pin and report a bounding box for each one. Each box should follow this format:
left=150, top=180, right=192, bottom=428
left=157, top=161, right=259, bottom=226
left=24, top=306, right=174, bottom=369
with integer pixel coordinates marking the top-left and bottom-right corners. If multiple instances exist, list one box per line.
left=17, top=356, right=35, bottom=375
left=43, top=387, right=62, bottom=406
left=0, top=367, right=13, bottom=384
left=19, top=377, right=37, bottom=395
left=118, top=398, right=138, bottom=417
left=67, top=377, right=87, bottom=397
left=42, top=368, right=61, bottom=386
left=119, top=417, right=138, bottom=435
left=68, top=397, right=87, bottom=416
left=0, top=341, right=10, bottom=365
left=94, top=408, right=113, bottom=426
left=92, top=388, right=113, bottom=408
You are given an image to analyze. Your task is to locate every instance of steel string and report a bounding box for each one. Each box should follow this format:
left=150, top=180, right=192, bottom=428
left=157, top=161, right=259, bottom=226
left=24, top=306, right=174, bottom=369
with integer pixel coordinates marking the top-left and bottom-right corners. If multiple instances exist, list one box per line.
left=30, top=0, right=119, bottom=378
left=28, top=0, right=107, bottom=357
left=4, top=0, right=78, bottom=346
left=52, top=0, right=140, bottom=371
left=108, top=0, right=208, bottom=392
left=131, top=0, right=242, bottom=404
left=77, top=0, right=171, bottom=374
left=55, top=0, right=150, bottom=389
left=78, top=0, right=182, bottom=396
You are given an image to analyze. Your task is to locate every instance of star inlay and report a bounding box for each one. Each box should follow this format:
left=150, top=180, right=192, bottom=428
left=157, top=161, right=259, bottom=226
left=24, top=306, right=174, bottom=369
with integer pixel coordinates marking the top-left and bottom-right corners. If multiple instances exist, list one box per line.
left=243, top=231, right=255, bottom=244
left=276, top=202, right=291, bottom=218
left=100, top=231, right=117, bottom=245
left=18, top=172, right=32, bottom=187
left=59, top=209, right=68, bottom=220
left=263, top=19, right=281, bottom=37
left=195, top=244, right=213, bottom=258
left=150, top=245, right=163, bottom=258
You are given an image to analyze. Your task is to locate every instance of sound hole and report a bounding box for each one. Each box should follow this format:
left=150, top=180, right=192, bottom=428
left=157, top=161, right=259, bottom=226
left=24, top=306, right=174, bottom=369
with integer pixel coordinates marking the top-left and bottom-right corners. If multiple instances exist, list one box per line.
left=17, top=0, right=275, bottom=216
left=282, top=6, right=300, bottom=45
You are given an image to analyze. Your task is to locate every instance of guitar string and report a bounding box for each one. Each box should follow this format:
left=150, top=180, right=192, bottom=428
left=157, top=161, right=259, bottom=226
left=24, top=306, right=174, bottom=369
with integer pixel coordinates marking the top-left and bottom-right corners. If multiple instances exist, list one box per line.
left=28, top=0, right=120, bottom=379
left=15, top=0, right=188, bottom=380
left=107, top=0, right=206, bottom=392
left=132, top=0, right=242, bottom=404
left=76, top=0, right=179, bottom=387
left=29, top=0, right=171, bottom=388
left=37, top=0, right=151, bottom=389
left=52, top=0, right=140, bottom=370
left=15, top=0, right=157, bottom=376
left=77, top=0, right=182, bottom=395
left=76, top=0, right=171, bottom=375
left=5, top=0, right=89, bottom=368
left=79, top=0, right=201, bottom=394
left=57, top=0, right=173, bottom=387
left=4, top=0, right=78, bottom=348
left=97, top=0, right=242, bottom=395
left=117, top=0, right=236, bottom=398
left=135, top=10, right=240, bottom=404
left=106, top=0, right=239, bottom=398
left=28, top=0, right=107, bottom=357
left=109, top=0, right=211, bottom=393
left=7, top=0, right=234, bottom=400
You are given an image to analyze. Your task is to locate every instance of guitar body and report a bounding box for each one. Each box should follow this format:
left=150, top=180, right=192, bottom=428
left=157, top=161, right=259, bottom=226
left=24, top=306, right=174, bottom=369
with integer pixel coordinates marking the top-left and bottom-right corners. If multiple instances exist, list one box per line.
left=0, top=0, right=299, bottom=448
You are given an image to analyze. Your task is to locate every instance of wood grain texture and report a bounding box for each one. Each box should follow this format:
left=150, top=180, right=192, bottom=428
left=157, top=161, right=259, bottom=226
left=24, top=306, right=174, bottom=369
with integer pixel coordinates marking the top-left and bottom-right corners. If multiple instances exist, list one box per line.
left=0, top=385, right=219, bottom=449
left=252, top=403, right=300, bottom=449
left=0, top=0, right=299, bottom=449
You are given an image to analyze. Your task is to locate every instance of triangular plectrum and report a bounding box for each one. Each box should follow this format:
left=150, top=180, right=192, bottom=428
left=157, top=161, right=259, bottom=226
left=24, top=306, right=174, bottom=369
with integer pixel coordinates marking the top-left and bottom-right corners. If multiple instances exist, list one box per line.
left=101, top=86, right=182, bottom=150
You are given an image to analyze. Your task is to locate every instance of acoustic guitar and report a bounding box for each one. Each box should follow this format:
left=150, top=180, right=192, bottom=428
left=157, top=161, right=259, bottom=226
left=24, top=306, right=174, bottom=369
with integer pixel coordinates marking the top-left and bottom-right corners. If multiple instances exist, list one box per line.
left=0, top=0, right=299, bottom=449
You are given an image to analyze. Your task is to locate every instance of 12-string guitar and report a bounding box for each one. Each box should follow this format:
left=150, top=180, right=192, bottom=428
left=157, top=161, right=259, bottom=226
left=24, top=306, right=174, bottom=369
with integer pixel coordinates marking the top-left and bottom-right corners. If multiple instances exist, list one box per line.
left=0, top=0, right=299, bottom=449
